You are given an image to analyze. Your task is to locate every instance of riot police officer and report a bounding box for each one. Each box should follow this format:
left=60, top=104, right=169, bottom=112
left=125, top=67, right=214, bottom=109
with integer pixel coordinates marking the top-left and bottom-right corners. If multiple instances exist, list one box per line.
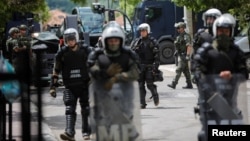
left=130, top=23, right=160, bottom=109
left=191, top=8, right=222, bottom=83
left=87, top=22, right=140, bottom=140
left=193, top=13, right=248, bottom=80
left=193, top=8, right=222, bottom=54
left=167, top=22, right=193, bottom=89
left=193, top=13, right=248, bottom=141
left=49, top=28, right=92, bottom=140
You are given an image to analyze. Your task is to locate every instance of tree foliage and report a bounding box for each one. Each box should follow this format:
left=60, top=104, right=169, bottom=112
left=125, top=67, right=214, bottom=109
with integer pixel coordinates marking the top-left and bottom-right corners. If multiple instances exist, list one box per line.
left=119, top=0, right=141, bottom=18
left=171, top=0, right=250, bottom=27
left=0, top=0, right=50, bottom=32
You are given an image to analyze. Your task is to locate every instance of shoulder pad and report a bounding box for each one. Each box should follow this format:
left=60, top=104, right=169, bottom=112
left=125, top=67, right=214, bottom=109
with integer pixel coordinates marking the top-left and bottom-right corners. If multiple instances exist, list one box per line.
left=197, top=28, right=205, bottom=35
left=94, top=47, right=104, bottom=54
left=87, top=48, right=104, bottom=67
left=121, top=47, right=139, bottom=62
left=89, top=48, right=104, bottom=59
left=196, top=42, right=213, bottom=55
left=194, top=42, right=213, bottom=63
left=131, top=38, right=141, bottom=46
left=149, top=36, right=158, bottom=46
left=199, top=32, right=213, bottom=43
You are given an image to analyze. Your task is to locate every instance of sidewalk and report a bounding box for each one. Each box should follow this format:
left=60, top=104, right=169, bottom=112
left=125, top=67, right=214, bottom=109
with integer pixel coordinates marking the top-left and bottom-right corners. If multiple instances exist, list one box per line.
left=4, top=99, right=57, bottom=141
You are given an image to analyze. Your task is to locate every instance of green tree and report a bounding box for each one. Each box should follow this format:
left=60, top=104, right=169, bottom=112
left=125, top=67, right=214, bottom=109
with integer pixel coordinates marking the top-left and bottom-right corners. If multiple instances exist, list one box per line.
left=171, top=0, right=250, bottom=27
left=119, top=0, right=141, bottom=18
left=0, top=0, right=50, bottom=33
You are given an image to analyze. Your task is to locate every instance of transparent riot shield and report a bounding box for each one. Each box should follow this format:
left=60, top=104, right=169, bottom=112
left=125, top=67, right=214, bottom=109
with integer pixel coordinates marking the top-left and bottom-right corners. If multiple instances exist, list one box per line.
left=195, top=73, right=248, bottom=141
left=89, top=80, right=142, bottom=141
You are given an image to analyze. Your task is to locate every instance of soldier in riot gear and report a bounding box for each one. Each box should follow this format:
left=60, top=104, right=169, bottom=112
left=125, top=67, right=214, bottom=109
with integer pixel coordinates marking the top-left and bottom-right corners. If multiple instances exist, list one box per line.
left=88, top=22, right=141, bottom=140
left=193, top=8, right=222, bottom=53
left=193, top=13, right=248, bottom=141
left=49, top=28, right=92, bottom=141
left=191, top=8, right=222, bottom=83
left=130, top=23, right=160, bottom=109
left=167, top=22, right=193, bottom=89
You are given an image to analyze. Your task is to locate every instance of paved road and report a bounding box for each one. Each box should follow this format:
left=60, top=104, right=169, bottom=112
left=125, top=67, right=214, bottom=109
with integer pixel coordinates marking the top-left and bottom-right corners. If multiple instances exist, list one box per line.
left=5, top=64, right=250, bottom=141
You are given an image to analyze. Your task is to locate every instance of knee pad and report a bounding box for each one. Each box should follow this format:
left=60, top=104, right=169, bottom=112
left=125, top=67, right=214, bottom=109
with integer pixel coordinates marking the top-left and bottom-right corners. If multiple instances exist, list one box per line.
left=66, top=106, right=76, bottom=115
left=63, top=89, right=76, bottom=106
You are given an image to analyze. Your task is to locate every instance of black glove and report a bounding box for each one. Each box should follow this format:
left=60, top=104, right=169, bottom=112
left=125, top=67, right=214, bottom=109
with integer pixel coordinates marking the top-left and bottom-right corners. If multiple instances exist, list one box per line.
left=153, top=62, right=160, bottom=71
left=106, top=63, right=122, bottom=77
left=49, top=86, right=57, bottom=98
left=50, top=75, right=59, bottom=88
left=49, top=75, right=59, bottom=98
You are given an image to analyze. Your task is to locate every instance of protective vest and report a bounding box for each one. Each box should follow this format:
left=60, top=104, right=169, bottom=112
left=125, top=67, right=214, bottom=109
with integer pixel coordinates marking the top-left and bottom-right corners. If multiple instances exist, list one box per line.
left=175, top=32, right=191, bottom=54
left=97, top=49, right=132, bottom=72
left=61, top=46, right=89, bottom=87
left=206, top=45, right=243, bottom=74
left=134, top=37, right=157, bottom=64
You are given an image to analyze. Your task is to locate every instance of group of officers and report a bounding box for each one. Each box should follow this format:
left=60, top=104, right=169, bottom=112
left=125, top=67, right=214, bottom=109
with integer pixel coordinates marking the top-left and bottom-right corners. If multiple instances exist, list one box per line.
left=2, top=7, right=249, bottom=141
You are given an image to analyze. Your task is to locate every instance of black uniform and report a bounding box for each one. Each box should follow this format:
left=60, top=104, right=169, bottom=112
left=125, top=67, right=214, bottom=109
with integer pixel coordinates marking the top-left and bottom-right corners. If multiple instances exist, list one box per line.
left=53, top=43, right=92, bottom=137
left=87, top=46, right=140, bottom=140
left=88, top=46, right=139, bottom=80
left=131, top=36, right=160, bottom=108
left=193, top=41, right=248, bottom=141
left=191, top=28, right=213, bottom=83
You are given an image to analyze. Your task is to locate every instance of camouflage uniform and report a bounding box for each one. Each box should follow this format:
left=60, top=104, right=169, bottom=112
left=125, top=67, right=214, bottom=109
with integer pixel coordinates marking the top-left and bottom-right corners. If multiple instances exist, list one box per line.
left=168, top=22, right=193, bottom=89
left=18, top=24, right=32, bottom=51
left=5, top=27, right=19, bottom=62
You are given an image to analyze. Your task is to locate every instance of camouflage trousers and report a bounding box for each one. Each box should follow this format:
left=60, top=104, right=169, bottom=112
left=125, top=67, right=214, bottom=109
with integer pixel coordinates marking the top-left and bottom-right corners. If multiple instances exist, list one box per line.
left=172, top=58, right=191, bottom=84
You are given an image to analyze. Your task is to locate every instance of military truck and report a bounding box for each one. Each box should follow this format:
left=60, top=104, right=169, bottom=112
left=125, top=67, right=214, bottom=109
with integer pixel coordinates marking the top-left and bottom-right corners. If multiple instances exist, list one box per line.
left=72, top=6, right=104, bottom=47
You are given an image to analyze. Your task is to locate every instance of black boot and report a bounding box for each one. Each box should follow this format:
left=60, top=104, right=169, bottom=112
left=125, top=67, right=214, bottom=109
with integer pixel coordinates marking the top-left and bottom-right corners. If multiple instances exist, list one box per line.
left=141, top=104, right=147, bottom=109
left=139, top=83, right=147, bottom=109
left=167, top=81, right=176, bottom=89
left=60, top=114, right=76, bottom=141
left=82, top=109, right=90, bottom=140
left=148, top=84, right=159, bottom=106
left=182, top=81, right=193, bottom=89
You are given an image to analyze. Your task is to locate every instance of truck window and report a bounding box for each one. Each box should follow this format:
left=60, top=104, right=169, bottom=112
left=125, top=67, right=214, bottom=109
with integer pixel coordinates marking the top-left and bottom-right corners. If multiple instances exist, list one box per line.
left=79, top=10, right=104, bottom=33
left=145, top=7, right=162, bottom=22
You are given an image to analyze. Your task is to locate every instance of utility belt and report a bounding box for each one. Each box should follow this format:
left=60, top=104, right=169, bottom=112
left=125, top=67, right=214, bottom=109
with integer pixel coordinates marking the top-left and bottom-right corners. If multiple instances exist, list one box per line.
left=139, top=64, right=163, bottom=82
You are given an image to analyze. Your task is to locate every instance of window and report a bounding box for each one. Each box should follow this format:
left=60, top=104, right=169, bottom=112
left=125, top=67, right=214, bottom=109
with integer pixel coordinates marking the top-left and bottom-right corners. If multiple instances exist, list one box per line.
left=145, top=7, right=162, bottom=22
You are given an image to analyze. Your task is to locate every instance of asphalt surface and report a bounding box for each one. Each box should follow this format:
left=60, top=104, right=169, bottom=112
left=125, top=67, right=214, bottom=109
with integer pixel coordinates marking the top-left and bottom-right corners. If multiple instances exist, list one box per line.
left=5, top=64, right=250, bottom=141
